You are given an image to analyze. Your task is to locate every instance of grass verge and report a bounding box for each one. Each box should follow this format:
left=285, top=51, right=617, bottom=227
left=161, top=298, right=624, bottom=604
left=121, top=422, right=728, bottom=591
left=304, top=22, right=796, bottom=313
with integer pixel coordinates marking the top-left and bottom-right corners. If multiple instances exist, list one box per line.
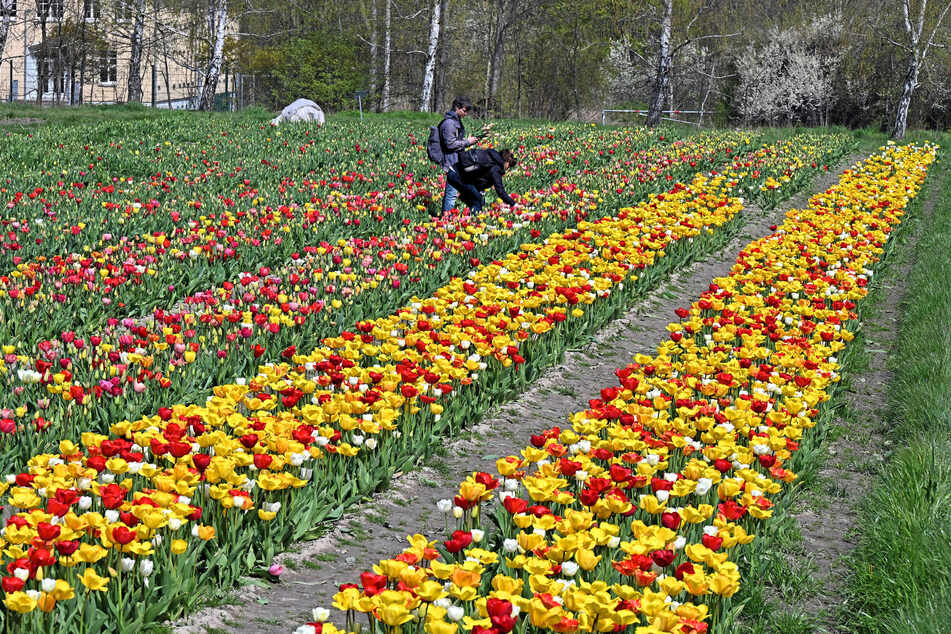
left=841, top=143, right=951, bottom=633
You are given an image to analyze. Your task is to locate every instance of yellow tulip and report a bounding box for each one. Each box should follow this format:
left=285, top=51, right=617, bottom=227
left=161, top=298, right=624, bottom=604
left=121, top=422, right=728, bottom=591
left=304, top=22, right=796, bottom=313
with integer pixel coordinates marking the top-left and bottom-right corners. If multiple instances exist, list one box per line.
left=79, top=568, right=110, bottom=592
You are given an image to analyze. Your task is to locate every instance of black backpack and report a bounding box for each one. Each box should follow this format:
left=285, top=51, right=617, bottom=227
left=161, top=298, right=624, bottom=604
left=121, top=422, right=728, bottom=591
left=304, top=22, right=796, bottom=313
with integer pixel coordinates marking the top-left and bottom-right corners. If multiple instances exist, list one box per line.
left=457, top=149, right=486, bottom=176
left=426, top=124, right=444, bottom=164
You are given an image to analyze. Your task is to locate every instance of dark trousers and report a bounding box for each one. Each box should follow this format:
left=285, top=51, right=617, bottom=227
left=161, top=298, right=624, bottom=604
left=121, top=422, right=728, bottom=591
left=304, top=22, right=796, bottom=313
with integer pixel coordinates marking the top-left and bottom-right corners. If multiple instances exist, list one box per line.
left=443, top=169, right=482, bottom=213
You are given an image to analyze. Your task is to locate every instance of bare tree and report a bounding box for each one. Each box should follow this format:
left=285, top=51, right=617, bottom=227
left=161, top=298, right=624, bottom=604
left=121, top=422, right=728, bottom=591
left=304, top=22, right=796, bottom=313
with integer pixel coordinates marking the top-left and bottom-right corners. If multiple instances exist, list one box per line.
left=368, top=0, right=378, bottom=106
left=887, top=0, right=951, bottom=138
left=432, top=0, right=450, bottom=110
left=637, top=0, right=736, bottom=127
left=198, top=0, right=228, bottom=110
left=35, top=0, right=51, bottom=104
left=0, top=0, right=13, bottom=65
left=127, top=0, right=148, bottom=102
left=419, top=0, right=441, bottom=110
left=645, top=0, right=672, bottom=126
left=380, top=0, right=391, bottom=111
left=486, top=0, right=517, bottom=112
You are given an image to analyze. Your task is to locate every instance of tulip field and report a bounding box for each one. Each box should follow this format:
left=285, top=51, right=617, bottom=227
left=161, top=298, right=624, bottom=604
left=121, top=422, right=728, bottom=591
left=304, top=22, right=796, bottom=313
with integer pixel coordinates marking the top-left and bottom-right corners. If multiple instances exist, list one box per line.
left=0, top=114, right=939, bottom=634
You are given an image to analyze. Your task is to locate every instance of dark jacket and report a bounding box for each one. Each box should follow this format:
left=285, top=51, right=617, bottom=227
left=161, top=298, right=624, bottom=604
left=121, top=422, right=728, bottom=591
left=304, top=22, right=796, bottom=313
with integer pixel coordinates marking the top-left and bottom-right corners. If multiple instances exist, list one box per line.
left=458, top=148, right=516, bottom=206
left=438, top=111, right=472, bottom=172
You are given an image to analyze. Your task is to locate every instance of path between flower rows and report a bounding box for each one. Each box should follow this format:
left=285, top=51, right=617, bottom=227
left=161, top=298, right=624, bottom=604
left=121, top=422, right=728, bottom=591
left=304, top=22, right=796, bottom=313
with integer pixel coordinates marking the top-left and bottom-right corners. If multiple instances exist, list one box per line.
left=170, top=152, right=866, bottom=634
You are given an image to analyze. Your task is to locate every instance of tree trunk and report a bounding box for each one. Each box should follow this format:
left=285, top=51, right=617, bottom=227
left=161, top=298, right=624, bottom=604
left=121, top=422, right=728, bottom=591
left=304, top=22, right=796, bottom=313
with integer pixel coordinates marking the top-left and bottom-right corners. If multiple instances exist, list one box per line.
left=432, top=0, right=449, bottom=111
left=164, top=38, right=173, bottom=108
left=198, top=0, right=227, bottom=111
left=368, top=0, right=378, bottom=108
left=0, top=1, right=13, bottom=92
left=487, top=0, right=504, bottom=107
left=54, top=17, right=62, bottom=105
left=127, top=0, right=147, bottom=102
left=697, top=57, right=715, bottom=128
left=37, top=12, right=48, bottom=105
left=419, top=0, right=441, bottom=111
left=486, top=0, right=517, bottom=114
left=380, top=0, right=391, bottom=111
left=646, top=0, right=673, bottom=127
left=79, top=1, right=87, bottom=105
left=892, top=59, right=919, bottom=139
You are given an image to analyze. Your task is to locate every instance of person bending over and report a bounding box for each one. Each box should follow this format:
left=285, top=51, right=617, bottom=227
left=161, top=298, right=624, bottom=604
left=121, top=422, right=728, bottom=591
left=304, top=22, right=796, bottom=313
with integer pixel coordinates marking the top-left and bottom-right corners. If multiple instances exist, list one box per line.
left=457, top=148, right=518, bottom=213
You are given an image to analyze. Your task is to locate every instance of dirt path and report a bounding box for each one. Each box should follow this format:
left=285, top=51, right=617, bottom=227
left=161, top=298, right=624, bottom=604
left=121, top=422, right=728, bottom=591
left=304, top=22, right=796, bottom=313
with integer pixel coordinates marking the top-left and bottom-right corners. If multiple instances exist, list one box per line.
left=777, top=158, right=940, bottom=632
left=169, top=154, right=864, bottom=634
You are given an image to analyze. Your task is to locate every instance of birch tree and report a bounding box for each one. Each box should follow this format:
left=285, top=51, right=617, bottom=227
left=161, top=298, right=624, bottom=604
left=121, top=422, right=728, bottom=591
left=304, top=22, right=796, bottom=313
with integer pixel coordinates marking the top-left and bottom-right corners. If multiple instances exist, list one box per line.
left=633, top=0, right=735, bottom=127
left=368, top=0, right=378, bottom=107
left=419, top=0, right=441, bottom=111
left=127, top=0, right=148, bottom=102
left=645, top=0, right=672, bottom=126
left=198, top=0, right=228, bottom=110
left=380, top=0, right=391, bottom=111
left=887, top=0, right=951, bottom=138
left=432, top=0, right=450, bottom=110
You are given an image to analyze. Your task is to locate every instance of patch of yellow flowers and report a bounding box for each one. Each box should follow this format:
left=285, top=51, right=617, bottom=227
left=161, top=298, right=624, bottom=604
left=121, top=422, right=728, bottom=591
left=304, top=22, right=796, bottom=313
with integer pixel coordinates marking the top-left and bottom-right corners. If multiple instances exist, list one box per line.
left=303, top=142, right=937, bottom=634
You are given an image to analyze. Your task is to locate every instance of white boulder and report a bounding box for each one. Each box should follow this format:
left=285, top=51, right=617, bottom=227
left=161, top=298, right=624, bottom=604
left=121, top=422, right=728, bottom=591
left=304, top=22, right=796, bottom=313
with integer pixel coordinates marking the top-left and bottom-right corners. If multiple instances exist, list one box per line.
left=271, top=99, right=325, bottom=126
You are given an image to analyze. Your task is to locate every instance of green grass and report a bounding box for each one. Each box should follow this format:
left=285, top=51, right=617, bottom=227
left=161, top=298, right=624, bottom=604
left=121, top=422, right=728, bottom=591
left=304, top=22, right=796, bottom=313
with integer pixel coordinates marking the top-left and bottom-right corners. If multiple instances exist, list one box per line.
left=841, top=143, right=951, bottom=633
left=0, top=102, right=270, bottom=129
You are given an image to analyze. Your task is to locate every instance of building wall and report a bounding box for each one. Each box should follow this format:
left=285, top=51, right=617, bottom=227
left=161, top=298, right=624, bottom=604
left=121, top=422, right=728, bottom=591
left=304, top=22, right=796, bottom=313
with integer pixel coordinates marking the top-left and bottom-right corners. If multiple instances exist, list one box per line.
left=0, top=3, right=235, bottom=107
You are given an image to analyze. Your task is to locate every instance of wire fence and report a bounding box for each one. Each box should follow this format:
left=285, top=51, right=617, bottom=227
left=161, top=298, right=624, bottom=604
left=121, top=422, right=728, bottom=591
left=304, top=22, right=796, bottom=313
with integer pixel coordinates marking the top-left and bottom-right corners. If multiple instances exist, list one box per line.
left=601, top=109, right=713, bottom=126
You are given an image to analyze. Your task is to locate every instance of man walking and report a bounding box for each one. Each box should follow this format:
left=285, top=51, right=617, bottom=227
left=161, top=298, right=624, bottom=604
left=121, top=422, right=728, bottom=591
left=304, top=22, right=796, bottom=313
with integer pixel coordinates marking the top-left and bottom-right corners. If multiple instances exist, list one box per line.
left=437, top=97, right=480, bottom=215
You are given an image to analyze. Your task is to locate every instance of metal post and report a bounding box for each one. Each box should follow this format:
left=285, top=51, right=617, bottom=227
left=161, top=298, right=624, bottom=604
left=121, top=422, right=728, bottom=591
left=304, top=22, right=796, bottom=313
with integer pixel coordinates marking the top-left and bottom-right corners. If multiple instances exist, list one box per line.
left=601, top=110, right=606, bottom=125
left=358, top=94, right=363, bottom=120
left=9, top=60, right=13, bottom=102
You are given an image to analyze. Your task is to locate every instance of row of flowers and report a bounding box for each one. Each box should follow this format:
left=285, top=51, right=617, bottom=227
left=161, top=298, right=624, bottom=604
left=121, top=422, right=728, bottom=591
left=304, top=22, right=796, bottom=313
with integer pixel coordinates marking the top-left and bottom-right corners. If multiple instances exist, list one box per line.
left=0, top=131, right=793, bottom=454
left=0, top=121, right=668, bottom=266
left=0, top=127, right=745, bottom=353
left=0, top=135, right=850, bottom=631
left=295, top=141, right=938, bottom=634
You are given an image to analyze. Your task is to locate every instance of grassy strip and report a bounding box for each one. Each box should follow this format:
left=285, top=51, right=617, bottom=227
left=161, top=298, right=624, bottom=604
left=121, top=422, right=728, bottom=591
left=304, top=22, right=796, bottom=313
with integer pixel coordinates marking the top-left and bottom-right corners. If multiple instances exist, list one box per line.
left=840, top=146, right=951, bottom=633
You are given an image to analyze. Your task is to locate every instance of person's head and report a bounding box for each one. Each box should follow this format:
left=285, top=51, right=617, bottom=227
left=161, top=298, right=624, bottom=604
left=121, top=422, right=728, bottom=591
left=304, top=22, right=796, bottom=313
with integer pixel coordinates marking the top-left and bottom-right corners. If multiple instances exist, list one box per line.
left=451, top=96, right=473, bottom=117
left=499, top=149, right=517, bottom=171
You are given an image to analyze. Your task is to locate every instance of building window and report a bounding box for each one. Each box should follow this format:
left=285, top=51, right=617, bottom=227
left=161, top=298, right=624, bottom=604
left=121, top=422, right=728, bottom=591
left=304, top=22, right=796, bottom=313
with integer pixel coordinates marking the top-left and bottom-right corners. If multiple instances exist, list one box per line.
left=84, top=0, right=100, bottom=20
left=99, top=49, right=117, bottom=84
left=114, top=0, right=132, bottom=22
left=38, top=0, right=64, bottom=20
left=0, top=0, right=15, bottom=18
left=38, top=55, right=67, bottom=95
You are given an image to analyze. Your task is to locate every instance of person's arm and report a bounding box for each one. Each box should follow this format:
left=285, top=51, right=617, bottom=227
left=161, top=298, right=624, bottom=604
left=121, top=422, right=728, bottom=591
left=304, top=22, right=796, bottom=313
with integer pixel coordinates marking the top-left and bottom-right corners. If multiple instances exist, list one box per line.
left=490, top=167, right=516, bottom=206
left=440, top=119, right=477, bottom=151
